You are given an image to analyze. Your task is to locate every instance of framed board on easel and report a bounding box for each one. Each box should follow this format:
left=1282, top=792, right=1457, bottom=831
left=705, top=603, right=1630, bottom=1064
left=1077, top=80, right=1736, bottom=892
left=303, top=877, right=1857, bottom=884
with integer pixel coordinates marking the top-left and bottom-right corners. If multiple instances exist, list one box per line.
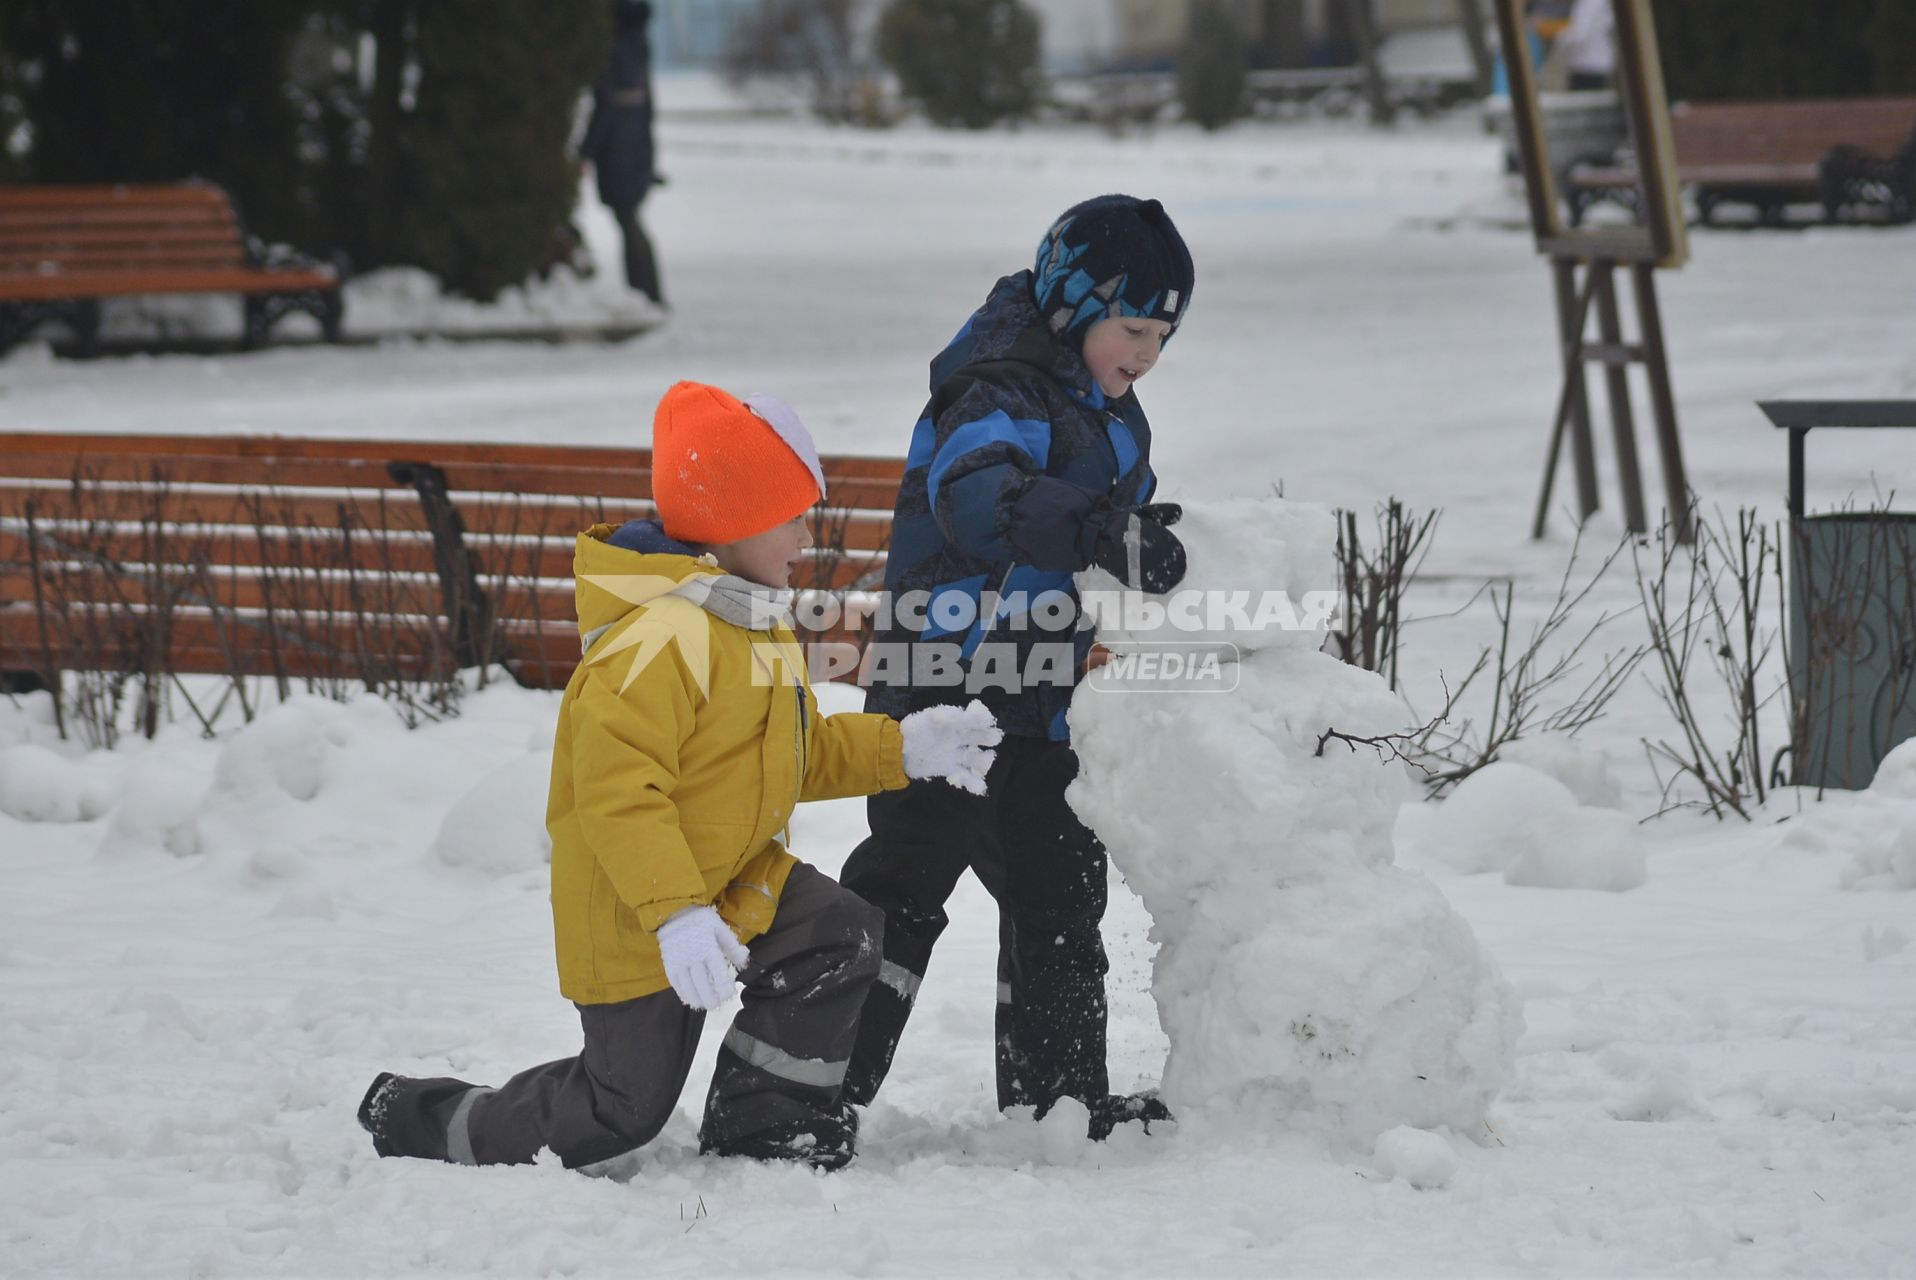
left=1492, top=0, right=1695, bottom=542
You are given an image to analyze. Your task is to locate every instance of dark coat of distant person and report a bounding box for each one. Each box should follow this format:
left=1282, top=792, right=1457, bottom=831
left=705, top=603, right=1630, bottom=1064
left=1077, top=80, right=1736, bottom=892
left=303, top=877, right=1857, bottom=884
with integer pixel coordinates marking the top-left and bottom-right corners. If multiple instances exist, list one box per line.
left=580, top=0, right=656, bottom=212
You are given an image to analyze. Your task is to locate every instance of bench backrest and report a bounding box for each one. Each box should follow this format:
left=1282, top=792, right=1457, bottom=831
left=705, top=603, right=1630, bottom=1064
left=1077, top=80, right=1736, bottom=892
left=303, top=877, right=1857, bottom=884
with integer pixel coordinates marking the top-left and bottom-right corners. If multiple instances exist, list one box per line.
left=0, top=184, right=253, bottom=278
left=0, top=433, right=903, bottom=691
left=1670, top=97, right=1916, bottom=168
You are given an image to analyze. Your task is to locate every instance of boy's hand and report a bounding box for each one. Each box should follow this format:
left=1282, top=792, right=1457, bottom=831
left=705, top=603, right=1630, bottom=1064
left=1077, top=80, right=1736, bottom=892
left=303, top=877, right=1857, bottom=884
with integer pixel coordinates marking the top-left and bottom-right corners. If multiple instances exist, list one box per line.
left=900, top=700, right=1003, bottom=796
left=1089, top=502, right=1187, bottom=593
left=655, top=906, right=752, bottom=1010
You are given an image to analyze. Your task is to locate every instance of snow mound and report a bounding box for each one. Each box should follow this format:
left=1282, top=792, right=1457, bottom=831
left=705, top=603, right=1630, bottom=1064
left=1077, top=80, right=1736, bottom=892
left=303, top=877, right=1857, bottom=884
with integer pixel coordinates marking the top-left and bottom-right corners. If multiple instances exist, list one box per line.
left=1423, top=762, right=1645, bottom=891
left=1838, top=817, right=1916, bottom=891
left=1780, top=743, right=1916, bottom=891
left=346, top=266, right=662, bottom=338
left=1372, top=1125, right=1460, bottom=1189
left=1868, top=739, right=1916, bottom=800
left=99, top=754, right=206, bottom=858
left=1069, top=497, right=1521, bottom=1147
left=432, top=751, right=555, bottom=874
left=0, top=743, right=118, bottom=824
left=1497, top=734, right=1623, bottom=809
left=211, top=699, right=351, bottom=805
left=1837, top=740, right=1916, bottom=890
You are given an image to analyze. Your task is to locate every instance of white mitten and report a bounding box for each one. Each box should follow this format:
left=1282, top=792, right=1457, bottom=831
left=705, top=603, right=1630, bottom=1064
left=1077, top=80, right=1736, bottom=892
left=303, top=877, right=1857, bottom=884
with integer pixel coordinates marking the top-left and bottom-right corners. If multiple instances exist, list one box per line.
left=900, top=699, right=1003, bottom=796
left=655, top=905, right=751, bottom=1011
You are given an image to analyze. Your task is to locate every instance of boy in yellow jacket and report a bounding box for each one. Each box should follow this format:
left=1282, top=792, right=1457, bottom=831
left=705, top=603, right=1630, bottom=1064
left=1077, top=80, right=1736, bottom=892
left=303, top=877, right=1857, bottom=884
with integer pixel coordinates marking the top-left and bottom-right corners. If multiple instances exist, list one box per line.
left=359, top=381, right=1001, bottom=1172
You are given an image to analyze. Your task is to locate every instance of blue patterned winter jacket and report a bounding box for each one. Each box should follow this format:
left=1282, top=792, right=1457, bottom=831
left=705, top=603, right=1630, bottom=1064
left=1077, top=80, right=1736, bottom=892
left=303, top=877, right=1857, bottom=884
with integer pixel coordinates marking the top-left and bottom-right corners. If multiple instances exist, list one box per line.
left=863, top=269, right=1158, bottom=741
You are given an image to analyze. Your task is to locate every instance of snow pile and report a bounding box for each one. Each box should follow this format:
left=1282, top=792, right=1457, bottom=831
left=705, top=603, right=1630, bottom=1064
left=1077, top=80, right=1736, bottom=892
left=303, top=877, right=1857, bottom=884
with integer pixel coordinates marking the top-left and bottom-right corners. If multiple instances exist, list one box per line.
left=0, top=743, right=118, bottom=824
left=1498, top=733, right=1624, bottom=809
left=432, top=751, right=556, bottom=875
left=1371, top=1124, right=1460, bottom=1189
left=1820, top=740, right=1916, bottom=891
left=90, top=241, right=659, bottom=345
left=1068, top=498, right=1522, bottom=1147
left=93, top=698, right=378, bottom=869
left=98, top=752, right=206, bottom=859
left=344, top=266, right=662, bottom=339
left=1421, top=760, right=1646, bottom=891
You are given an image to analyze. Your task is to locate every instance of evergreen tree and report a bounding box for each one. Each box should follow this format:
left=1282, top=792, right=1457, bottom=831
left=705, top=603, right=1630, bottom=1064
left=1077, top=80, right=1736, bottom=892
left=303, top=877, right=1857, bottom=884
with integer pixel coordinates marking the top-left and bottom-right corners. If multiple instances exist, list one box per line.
left=1867, top=0, right=1916, bottom=95
left=395, top=0, right=608, bottom=300
left=876, top=0, right=1041, bottom=130
left=0, top=0, right=611, bottom=300
left=0, top=1, right=310, bottom=240
left=1178, top=0, right=1251, bottom=132
left=1652, top=0, right=1882, bottom=102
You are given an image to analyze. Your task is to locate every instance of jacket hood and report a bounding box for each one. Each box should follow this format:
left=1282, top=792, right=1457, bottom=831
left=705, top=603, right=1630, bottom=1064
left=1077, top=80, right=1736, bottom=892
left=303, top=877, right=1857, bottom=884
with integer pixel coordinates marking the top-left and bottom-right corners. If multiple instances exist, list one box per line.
left=930, top=270, right=1103, bottom=406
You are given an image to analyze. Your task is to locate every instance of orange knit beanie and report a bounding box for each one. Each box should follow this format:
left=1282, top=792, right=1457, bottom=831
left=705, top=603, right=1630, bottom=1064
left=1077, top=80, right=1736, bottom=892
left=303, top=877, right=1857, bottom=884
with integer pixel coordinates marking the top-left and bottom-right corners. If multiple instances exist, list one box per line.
left=650, top=381, right=826, bottom=544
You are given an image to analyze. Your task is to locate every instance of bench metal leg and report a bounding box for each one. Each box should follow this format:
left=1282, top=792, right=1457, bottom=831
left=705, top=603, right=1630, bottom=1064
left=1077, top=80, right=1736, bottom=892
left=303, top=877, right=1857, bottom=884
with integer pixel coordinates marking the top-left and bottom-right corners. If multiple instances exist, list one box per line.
left=319, top=291, right=344, bottom=343
left=242, top=289, right=343, bottom=349
left=242, top=295, right=270, bottom=350
left=0, top=300, right=101, bottom=355
left=73, top=300, right=102, bottom=358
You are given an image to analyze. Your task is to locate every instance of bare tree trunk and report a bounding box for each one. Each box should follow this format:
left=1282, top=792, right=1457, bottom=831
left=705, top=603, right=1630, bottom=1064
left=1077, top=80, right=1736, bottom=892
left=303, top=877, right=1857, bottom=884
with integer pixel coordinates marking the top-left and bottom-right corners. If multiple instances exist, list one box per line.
left=1343, top=0, right=1394, bottom=125
left=1454, top=0, right=1495, bottom=99
left=1258, top=0, right=1309, bottom=68
left=364, top=0, right=412, bottom=265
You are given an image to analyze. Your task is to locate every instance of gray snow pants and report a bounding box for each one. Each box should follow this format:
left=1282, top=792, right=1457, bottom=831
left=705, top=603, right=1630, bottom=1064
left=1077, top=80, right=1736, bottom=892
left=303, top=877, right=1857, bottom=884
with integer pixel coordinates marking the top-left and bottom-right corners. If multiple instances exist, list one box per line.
left=372, top=864, right=883, bottom=1168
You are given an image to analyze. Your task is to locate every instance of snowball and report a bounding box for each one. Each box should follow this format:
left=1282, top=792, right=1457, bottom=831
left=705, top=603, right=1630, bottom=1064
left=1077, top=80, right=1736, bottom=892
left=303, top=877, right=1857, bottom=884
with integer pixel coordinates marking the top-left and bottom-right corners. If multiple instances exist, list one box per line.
left=1603, top=1050, right=1710, bottom=1122
left=432, top=751, right=555, bottom=874
left=1862, top=924, right=1908, bottom=962
left=1497, top=734, right=1623, bottom=809
left=1070, top=498, right=1522, bottom=1148
left=1426, top=762, right=1645, bottom=892
left=212, top=700, right=349, bottom=804
left=1372, top=1126, right=1460, bottom=1189
left=0, top=743, right=118, bottom=824
left=99, top=755, right=205, bottom=858
left=1037, top=1095, right=1091, bottom=1165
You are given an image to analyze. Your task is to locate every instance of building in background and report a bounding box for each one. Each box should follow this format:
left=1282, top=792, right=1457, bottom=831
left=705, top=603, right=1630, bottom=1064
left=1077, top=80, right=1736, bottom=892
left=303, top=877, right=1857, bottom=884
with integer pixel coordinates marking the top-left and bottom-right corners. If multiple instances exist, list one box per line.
left=650, top=1, right=1475, bottom=78
left=650, top=0, right=760, bottom=71
left=1099, top=0, right=1473, bottom=72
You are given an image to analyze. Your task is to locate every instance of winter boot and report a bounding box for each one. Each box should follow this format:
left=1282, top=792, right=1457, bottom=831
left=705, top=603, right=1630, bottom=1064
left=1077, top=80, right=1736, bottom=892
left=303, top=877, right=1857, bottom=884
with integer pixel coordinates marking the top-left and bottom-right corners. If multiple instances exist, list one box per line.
left=357, top=1072, right=403, bottom=1157
left=701, top=1100, right=859, bottom=1172
left=1086, top=1091, right=1174, bottom=1141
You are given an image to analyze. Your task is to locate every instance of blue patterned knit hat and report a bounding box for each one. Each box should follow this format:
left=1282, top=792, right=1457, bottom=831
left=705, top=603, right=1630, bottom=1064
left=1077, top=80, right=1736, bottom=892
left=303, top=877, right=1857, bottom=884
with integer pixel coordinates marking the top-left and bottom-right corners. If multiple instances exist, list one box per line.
left=1031, top=195, right=1195, bottom=349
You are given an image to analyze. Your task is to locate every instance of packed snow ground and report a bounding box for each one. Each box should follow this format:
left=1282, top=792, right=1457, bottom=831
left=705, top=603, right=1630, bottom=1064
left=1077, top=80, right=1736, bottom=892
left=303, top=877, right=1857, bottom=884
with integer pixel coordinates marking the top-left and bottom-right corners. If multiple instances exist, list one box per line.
left=4, top=93, right=1916, bottom=1276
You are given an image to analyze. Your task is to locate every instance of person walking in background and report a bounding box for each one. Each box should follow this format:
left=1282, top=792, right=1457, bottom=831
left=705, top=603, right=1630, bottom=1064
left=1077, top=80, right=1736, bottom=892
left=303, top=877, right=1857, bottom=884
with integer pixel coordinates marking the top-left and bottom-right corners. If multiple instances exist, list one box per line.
left=1560, top=0, right=1617, bottom=92
left=581, top=0, right=664, bottom=305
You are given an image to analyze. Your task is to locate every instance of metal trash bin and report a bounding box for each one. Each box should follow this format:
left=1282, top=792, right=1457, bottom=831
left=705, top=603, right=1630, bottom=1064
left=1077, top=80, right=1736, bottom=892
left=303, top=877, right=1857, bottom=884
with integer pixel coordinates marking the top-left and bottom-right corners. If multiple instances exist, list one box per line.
left=1762, top=400, right=1916, bottom=790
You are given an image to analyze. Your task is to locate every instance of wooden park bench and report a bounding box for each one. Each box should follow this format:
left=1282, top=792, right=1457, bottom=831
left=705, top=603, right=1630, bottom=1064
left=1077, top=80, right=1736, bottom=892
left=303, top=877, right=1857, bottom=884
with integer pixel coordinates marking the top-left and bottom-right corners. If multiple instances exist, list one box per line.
left=0, top=183, right=343, bottom=355
left=0, top=433, right=902, bottom=699
left=1566, top=96, right=1916, bottom=227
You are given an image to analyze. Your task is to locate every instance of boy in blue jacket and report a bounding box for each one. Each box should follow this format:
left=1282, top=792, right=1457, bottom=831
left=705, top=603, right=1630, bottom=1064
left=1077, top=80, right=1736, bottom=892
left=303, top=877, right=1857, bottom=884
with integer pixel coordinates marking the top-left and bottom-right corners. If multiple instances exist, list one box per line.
left=842, top=195, right=1193, bottom=1137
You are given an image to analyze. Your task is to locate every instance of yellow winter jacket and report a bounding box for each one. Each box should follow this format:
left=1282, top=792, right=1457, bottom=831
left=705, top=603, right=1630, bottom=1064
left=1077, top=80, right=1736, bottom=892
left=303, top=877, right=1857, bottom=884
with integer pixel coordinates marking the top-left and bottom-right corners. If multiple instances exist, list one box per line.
left=546, top=526, right=909, bottom=1004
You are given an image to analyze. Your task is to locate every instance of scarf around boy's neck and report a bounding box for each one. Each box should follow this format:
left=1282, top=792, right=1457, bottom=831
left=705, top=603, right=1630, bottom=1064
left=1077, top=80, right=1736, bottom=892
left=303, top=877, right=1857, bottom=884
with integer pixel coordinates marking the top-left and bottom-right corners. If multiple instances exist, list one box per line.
left=675, top=571, right=795, bottom=631
left=579, top=569, right=796, bottom=655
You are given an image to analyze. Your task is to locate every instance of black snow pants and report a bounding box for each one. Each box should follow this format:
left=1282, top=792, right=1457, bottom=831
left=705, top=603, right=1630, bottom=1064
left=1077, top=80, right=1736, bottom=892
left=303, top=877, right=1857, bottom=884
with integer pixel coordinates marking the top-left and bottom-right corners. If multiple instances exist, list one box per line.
left=839, top=733, right=1111, bottom=1114
left=372, top=864, right=881, bottom=1168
